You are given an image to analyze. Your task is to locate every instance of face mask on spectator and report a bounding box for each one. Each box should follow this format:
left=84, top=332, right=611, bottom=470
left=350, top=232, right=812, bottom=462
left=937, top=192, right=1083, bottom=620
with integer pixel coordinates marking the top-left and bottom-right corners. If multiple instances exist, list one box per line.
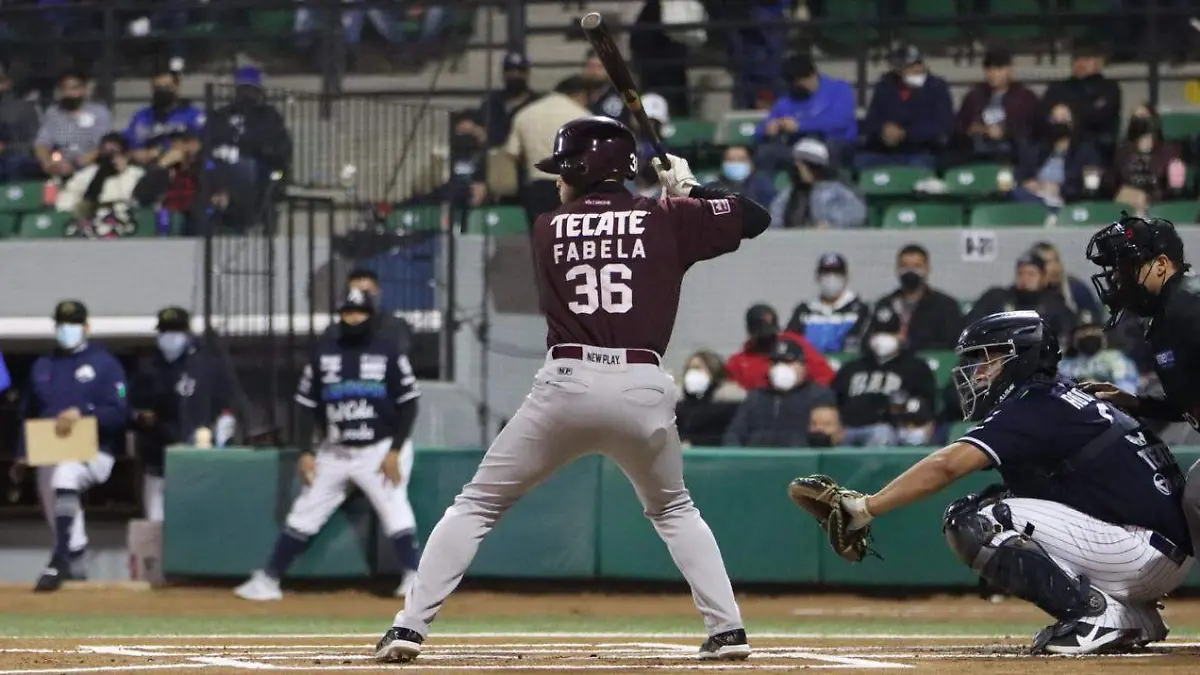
left=898, top=268, right=925, bottom=292
left=55, top=324, right=85, bottom=350
left=152, top=88, right=177, bottom=110
left=818, top=273, right=846, bottom=299
left=1048, top=122, right=1073, bottom=140
left=769, top=363, right=799, bottom=391
left=1076, top=335, right=1104, bottom=356
left=1127, top=117, right=1156, bottom=143
left=503, top=77, right=528, bottom=96
left=157, top=331, right=190, bottom=362
left=451, top=132, right=481, bottom=156
left=682, top=368, right=711, bottom=396
left=903, top=72, right=928, bottom=88
left=721, top=161, right=751, bottom=182
left=59, top=95, right=84, bottom=111
left=806, top=431, right=834, bottom=448
left=235, top=88, right=264, bottom=107
left=869, top=333, right=900, bottom=359
left=1013, top=288, right=1040, bottom=306
left=896, top=426, right=929, bottom=446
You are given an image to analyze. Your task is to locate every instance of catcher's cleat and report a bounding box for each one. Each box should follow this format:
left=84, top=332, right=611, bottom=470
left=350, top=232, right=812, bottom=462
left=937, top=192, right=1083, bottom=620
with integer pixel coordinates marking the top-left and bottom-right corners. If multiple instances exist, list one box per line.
left=1031, top=620, right=1136, bottom=655
left=375, top=626, right=424, bottom=662
left=698, top=628, right=751, bottom=661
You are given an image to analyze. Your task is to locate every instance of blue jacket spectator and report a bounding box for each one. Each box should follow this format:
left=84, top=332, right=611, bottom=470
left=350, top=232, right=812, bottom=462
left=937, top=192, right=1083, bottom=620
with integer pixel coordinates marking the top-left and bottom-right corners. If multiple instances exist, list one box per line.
left=858, top=45, right=954, bottom=171
left=786, top=253, right=871, bottom=353
left=757, top=54, right=857, bottom=145
left=0, top=349, right=10, bottom=394
left=712, top=145, right=777, bottom=208
left=125, top=69, right=205, bottom=166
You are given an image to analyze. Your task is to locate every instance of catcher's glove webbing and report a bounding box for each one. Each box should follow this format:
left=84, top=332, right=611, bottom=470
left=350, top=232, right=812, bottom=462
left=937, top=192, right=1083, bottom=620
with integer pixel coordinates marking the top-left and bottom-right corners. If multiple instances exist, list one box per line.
left=788, top=474, right=878, bottom=563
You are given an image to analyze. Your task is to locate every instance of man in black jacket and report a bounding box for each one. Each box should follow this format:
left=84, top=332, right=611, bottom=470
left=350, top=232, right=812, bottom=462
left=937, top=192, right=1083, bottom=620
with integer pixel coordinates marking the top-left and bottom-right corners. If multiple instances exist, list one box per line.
left=476, top=52, right=539, bottom=148
left=1039, top=43, right=1121, bottom=161
left=968, top=251, right=1077, bottom=342
left=831, top=305, right=936, bottom=447
left=874, top=244, right=964, bottom=350
left=723, top=339, right=836, bottom=448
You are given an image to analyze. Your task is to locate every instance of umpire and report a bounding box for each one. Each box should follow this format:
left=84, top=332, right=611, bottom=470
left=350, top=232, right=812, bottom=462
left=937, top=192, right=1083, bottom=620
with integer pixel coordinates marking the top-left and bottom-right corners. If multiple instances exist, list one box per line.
left=1082, top=214, right=1200, bottom=555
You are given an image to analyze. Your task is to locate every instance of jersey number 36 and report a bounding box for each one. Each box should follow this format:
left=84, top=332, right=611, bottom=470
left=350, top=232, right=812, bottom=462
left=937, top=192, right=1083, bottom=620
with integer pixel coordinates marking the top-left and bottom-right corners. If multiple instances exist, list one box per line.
left=566, top=263, right=633, bottom=315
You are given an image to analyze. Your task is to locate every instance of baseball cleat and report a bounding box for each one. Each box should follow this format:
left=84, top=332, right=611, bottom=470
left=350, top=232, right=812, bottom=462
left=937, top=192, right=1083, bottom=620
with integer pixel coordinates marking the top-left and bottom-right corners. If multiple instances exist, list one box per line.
left=33, top=566, right=62, bottom=593
left=394, top=570, right=417, bottom=598
left=698, top=628, right=750, bottom=660
left=1032, top=620, right=1136, bottom=655
left=375, top=626, right=424, bottom=662
left=233, top=570, right=283, bottom=601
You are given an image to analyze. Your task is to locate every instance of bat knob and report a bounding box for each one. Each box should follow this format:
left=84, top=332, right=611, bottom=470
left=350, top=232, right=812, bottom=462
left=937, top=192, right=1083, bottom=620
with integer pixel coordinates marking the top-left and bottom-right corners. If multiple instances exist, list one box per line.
left=580, top=12, right=603, bottom=30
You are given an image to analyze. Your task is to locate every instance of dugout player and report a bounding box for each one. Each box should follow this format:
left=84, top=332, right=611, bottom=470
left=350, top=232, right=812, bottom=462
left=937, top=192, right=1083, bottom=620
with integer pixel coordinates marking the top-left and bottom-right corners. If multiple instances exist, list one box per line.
left=234, top=288, right=421, bottom=601
left=1081, top=214, right=1200, bottom=586
left=817, top=311, right=1193, bottom=654
left=374, top=116, right=770, bottom=663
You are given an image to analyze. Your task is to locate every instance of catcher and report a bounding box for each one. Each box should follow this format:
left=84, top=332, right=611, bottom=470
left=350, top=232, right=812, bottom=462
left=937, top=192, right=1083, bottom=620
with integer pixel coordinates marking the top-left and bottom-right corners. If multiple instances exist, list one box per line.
left=790, top=311, right=1194, bottom=655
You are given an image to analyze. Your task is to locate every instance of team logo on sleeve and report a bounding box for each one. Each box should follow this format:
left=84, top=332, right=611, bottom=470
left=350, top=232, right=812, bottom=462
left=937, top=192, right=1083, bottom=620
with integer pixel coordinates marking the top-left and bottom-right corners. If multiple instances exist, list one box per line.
left=708, top=198, right=731, bottom=215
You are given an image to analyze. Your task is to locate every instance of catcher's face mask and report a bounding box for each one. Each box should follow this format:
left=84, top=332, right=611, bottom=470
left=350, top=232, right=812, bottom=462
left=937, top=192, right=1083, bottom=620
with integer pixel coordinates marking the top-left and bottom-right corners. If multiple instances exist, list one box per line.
left=953, top=342, right=1017, bottom=421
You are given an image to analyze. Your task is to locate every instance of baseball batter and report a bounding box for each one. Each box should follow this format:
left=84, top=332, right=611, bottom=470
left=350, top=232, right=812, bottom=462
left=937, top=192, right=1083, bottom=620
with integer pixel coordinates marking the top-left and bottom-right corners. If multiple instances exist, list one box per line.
left=234, top=288, right=421, bottom=600
left=375, top=116, right=771, bottom=662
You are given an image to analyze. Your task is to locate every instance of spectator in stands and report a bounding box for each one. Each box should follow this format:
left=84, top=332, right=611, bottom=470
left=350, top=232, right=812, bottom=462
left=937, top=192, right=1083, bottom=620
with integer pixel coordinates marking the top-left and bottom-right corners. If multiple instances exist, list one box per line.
left=433, top=109, right=488, bottom=207
left=1029, top=241, right=1102, bottom=316
left=55, top=132, right=144, bottom=220
left=0, top=65, right=42, bottom=182
left=967, top=251, right=1076, bottom=340
left=477, top=52, right=539, bottom=148
left=769, top=138, right=867, bottom=229
left=755, top=53, right=857, bottom=172
left=35, top=71, right=112, bottom=179
left=726, top=0, right=788, bottom=110
left=785, top=252, right=870, bottom=353
left=875, top=244, right=964, bottom=350
left=723, top=338, right=836, bottom=448
left=504, top=76, right=591, bottom=231
left=857, top=45, right=954, bottom=171
left=676, top=350, right=743, bottom=447
left=1040, top=43, right=1121, bottom=161
left=889, top=393, right=935, bottom=447
left=713, top=144, right=776, bottom=208
left=1110, top=103, right=1187, bottom=213
left=630, top=0, right=691, bottom=118
left=132, top=129, right=204, bottom=234
left=627, top=94, right=670, bottom=198
left=1013, top=104, right=1103, bottom=209
left=1058, top=310, right=1139, bottom=395
left=955, top=48, right=1039, bottom=166
left=831, top=305, right=936, bottom=447
left=125, top=67, right=205, bottom=167
left=726, top=303, right=835, bottom=390
left=805, top=404, right=846, bottom=448
left=295, top=1, right=445, bottom=60
left=582, top=50, right=630, bottom=125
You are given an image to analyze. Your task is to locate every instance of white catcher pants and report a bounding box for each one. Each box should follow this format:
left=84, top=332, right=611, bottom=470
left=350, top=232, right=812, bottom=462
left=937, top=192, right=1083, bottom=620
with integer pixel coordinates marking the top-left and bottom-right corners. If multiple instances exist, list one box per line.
left=285, top=437, right=416, bottom=538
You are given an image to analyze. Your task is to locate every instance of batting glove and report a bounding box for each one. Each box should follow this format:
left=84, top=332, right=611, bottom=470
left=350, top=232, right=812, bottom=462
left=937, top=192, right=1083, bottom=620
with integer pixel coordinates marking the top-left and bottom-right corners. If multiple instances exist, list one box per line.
left=650, top=153, right=700, bottom=198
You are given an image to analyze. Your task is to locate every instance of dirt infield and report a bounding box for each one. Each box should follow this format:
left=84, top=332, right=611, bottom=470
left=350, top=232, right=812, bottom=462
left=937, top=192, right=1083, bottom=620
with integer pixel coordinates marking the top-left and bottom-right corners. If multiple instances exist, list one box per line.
left=4, top=588, right=1200, bottom=673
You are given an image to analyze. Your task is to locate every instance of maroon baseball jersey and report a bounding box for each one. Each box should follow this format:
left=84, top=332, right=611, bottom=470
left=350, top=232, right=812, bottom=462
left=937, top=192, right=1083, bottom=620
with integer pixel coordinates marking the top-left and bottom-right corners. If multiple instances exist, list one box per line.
left=532, top=186, right=745, bottom=354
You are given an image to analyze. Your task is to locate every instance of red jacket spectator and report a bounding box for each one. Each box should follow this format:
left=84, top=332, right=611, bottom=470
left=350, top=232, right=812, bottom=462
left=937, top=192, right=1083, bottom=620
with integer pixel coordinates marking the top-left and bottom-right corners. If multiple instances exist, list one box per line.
left=726, top=330, right=835, bottom=390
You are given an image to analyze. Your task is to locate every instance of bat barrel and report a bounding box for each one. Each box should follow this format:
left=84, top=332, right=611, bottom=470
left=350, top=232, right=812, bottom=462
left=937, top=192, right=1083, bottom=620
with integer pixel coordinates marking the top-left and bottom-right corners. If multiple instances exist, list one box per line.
left=580, top=12, right=603, bottom=30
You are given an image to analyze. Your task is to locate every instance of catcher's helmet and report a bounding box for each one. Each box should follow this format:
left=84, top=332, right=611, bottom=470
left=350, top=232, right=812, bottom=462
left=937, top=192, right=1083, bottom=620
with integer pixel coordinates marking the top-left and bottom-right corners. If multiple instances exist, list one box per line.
left=534, top=116, right=638, bottom=188
left=1085, top=213, right=1188, bottom=327
left=952, top=310, right=1060, bottom=422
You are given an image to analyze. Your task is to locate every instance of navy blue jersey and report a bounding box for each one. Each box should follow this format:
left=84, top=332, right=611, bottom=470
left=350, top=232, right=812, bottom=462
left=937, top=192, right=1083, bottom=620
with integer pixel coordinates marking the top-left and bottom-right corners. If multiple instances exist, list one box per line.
left=294, top=327, right=420, bottom=446
left=958, top=377, right=1191, bottom=554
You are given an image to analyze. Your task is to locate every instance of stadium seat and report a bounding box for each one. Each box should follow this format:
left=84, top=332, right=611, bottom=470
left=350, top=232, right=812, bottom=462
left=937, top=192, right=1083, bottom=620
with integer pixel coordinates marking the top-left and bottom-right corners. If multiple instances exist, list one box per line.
left=1149, top=200, right=1200, bottom=224
left=1059, top=201, right=1127, bottom=226
left=695, top=168, right=720, bottom=185
left=249, top=10, right=294, bottom=35
left=981, top=0, right=1044, bottom=42
left=857, top=165, right=936, bottom=197
left=0, top=212, right=16, bottom=237
left=662, top=119, right=716, bottom=148
left=819, top=0, right=878, bottom=49
left=0, top=181, right=47, bottom=213
left=919, top=350, right=957, bottom=391
left=943, top=164, right=1005, bottom=196
left=1158, top=111, right=1200, bottom=143
left=881, top=203, right=964, bottom=228
left=968, top=202, right=1049, bottom=227
left=906, top=0, right=959, bottom=43
left=465, top=206, right=527, bottom=235
left=948, top=421, right=976, bottom=442
left=387, top=205, right=443, bottom=231
left=716, top=111, right=767, bottom=146
left=773, top=171, right=790, bottom=192
left=18, top=210, right=71, bottom=238
left=130, top=209, right=184, bottom=237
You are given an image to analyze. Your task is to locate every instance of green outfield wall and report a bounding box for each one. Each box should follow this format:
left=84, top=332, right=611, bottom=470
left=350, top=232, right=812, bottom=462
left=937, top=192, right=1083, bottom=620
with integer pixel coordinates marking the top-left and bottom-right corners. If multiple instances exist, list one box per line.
left=164, top=446, right=1200, bottom=588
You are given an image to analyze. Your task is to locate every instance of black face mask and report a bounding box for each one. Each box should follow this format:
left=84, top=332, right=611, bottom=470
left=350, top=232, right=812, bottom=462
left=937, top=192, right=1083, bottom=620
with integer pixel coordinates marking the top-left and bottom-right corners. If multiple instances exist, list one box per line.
left=807, top=432, right=834, bottom=448
left=1048, top=122, right=1073, bottom=140
left=790, top=85, right=812, bottom=101
left=152, top=88, right=177, bottom=111
left=503, top=78, right=528, bottom=96
left=1013, top=288, right=1040, bottom=306
left=450, top=132, right=481, bottom=157
left=234, top=89, right=264, bottom=107
left=339, top=319, right=371, bottom=341
left=1076, top=335, right=1104, bottom=356
left=1127, top=117, right=1156, bottom=142
left=59, top=96, right=84, bottom=111
left=898, top=269, right=925, bottom=292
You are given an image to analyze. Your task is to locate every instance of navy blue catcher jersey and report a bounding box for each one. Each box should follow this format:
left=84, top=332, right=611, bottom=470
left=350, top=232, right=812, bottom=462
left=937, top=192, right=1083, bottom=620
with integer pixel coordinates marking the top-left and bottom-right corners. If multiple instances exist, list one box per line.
left=294, top=327, right=420, bottom=445
left=958, top=376, right=1192, bottom=554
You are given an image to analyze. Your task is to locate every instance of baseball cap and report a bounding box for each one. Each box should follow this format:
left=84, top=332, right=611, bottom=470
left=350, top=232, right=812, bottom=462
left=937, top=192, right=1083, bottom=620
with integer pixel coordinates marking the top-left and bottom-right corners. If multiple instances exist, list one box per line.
left=890, top=394, right=934, bottom=425
left=156, top=306, right=191, bottom=332
left=503, top=52, right=530, bottom=71
left=816, top=252, right=848, bottom=275
left=1075, top=310, right=1104, bottom=331
left=745, top=303, right=780, bottom=338
left=1016, top=251, right=1046, bottom=271
left=641, top=93, right=670, bottom=124
left=771, top=338, right=806, bottom=364
left=792, top=137, right=830, bottom=166
left=234, top=65, right=263, bottom=88
left=54, top=299, right=88, bottom=324
left=338, top=287, right=376, bottom=314
left=983, top=48, right=1012, bottom=69
left=869, top=304, right=902, bottom=335
left=889, top=44, right=923, bottom=69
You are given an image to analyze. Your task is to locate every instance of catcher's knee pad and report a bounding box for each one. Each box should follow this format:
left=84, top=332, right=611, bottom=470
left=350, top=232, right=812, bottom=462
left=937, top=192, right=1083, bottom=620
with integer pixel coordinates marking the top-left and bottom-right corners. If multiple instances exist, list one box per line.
left=944, top=503, right=1104, bottom=621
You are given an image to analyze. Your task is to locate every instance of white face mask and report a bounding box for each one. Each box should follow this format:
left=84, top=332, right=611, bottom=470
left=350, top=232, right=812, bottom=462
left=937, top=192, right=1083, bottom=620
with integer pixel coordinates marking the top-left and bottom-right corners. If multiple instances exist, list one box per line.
left=55, top=323, right=86, bottom=351
left=769, top=363, right=799, bottom=391
left=897, top=426, right=930, bottom=446
left=682, top=368, right=711, bottom=396
left=817, top=274, right=846, bottom=300
left=903, top=72, right=928, bottom=88
left=157, top=331, right=190, bottom=362
left=869, top=333, right=900, bottom=359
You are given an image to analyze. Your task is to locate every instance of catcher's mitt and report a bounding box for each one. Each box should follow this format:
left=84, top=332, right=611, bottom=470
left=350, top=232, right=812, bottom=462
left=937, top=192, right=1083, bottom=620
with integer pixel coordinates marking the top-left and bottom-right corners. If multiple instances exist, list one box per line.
left=788, top=474, right=874, bottom=563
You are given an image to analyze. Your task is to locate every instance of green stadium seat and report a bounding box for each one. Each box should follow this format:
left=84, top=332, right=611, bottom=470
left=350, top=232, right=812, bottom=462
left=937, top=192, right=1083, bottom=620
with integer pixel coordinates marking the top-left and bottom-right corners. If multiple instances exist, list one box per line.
left=0, top=181, right=47, bottom=213
left=948, top=421, right=976, bottom=442
left=1149, top=200, right=1200, bottom=224
left=919, top=350, right=957, bottom=391
left=981, top=0, right=1044, bottom=42
left=968, top=202, right=1049, bottom=227
left=386, top=205, right=442, bottom=231
left=695, top=169, right=720, bottom=185
left=881, top=203, right=964, bottom=228
left=716, top=111, right=767, bottom=146
left=906, top=0, right=959, bottom=43
left=773, top=171, right=790, bottom=192
left=129, top=208, right=185, bottom=237
left=857, top=165, right=936, bottom=197
left=466, top=205, right=527, bottom=235
left=1157, top=111, right=1200, bottom=142
left=0, top=212, right=17, bottom=237
left=819, top=0, right=878, bottom=49
left=662, top=119, right=716, bottom=148
left=18, top=210, right=72, bottom=238
left=248, top=10, right=294, bottom=35
left=943, top=164, right=1006, bottom=197
left=1059, top=201, right=1127, bottom=226
left=825, top=352, right=854, bottom=372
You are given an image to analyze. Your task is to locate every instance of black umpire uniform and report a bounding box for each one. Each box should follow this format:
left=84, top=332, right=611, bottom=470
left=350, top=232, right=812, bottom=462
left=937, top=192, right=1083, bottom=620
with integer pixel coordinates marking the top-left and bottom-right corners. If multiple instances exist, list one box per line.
left=1085, top=215, right=1200, bottom=560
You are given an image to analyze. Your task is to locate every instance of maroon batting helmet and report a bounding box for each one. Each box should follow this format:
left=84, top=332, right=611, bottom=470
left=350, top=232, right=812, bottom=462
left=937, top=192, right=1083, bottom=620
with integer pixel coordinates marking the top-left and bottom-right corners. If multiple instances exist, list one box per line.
left=535, top=116, right=638, bottom=188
